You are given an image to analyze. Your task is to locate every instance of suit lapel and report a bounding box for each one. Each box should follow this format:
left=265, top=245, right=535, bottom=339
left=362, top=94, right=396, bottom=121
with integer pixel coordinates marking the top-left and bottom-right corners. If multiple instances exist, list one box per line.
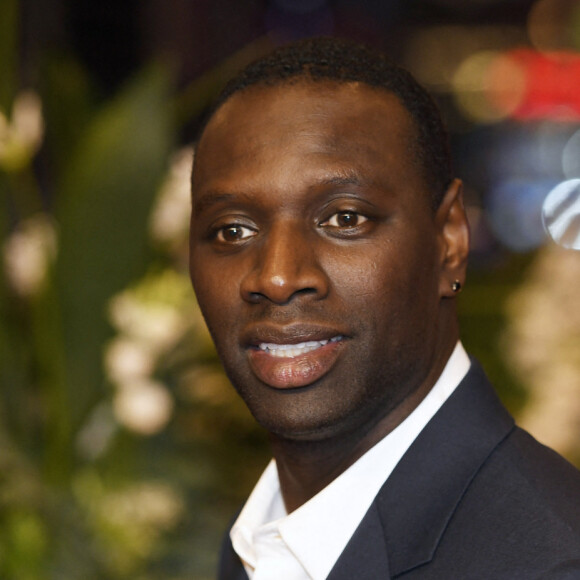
left=326, top=502, right=391, bottom=579
left=331, top=360, right=515, bottom=578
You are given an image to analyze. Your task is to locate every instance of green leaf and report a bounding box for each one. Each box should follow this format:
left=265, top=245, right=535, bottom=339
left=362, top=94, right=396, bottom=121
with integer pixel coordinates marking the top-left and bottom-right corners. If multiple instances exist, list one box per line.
left=40, top=55, right=97, bottom=181
left=52, top=63, right=175, bottom=443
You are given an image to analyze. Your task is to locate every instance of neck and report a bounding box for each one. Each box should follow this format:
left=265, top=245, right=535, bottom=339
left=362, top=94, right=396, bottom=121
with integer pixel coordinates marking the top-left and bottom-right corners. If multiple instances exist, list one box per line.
left=269, top=427, right=367, bottom=513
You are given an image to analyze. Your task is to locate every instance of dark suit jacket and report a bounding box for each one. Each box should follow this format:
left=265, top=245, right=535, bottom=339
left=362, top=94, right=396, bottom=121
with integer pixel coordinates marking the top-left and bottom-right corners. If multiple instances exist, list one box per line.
left=218, top=361, right=580, bottom=579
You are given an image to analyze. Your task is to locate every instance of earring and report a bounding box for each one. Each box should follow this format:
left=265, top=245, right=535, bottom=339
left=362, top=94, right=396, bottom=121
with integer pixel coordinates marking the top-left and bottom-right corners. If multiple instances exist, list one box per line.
left=451, top=280, right=462, bottom=293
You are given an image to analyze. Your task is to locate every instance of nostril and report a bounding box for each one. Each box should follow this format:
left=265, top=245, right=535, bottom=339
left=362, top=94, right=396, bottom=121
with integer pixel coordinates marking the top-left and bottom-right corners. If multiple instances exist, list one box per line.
left=296, top=287, right=317, bottom=297
left=248, top=291, right=263, bottom=304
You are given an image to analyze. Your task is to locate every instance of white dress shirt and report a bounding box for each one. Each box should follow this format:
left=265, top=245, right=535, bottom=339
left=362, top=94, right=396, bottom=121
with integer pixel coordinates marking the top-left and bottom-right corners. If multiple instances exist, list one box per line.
left=231, top=342, right=471, bottom=579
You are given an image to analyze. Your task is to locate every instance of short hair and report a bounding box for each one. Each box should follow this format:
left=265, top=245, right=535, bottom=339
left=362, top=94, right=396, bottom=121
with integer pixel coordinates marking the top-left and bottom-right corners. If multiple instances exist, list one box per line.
left=196, top=37, right=453, bottom=209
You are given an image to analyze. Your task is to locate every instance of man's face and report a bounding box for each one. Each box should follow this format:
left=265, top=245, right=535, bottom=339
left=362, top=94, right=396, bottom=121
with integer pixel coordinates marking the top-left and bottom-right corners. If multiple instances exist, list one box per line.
left=190, top=81, right=464, bottom=442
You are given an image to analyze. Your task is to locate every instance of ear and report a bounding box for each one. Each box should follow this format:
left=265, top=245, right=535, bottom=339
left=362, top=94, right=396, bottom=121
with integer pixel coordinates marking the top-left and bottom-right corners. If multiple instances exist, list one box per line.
left=435, top=179, right=470, bottom=298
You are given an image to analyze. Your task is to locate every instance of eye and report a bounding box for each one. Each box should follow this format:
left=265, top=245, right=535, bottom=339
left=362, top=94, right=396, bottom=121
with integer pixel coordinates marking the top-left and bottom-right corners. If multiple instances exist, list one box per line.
left=322, top=211, right=368, bottom=229
left=215, top=224, right=256, bottom=243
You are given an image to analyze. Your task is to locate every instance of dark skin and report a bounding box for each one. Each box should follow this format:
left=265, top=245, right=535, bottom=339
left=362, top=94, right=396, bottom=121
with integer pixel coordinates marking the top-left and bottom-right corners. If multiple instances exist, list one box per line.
left=190, top=80, right=469, bottom=513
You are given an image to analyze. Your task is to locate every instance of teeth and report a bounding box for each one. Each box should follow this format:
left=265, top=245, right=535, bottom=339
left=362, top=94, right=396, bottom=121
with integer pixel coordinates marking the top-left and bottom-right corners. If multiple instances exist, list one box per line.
left=258, top=337, right=341, bottom=358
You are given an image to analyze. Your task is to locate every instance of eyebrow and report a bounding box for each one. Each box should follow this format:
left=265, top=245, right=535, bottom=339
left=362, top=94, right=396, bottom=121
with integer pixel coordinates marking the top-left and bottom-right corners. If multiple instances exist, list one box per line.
left=193, top=191, right=240, bottom=214
left=317, top=174, right=363, bottom=188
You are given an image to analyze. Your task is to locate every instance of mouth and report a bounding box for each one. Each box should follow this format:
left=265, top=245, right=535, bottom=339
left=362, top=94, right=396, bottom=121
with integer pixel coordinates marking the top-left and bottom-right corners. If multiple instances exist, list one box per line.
left=243, top=325, right=347, bottom=389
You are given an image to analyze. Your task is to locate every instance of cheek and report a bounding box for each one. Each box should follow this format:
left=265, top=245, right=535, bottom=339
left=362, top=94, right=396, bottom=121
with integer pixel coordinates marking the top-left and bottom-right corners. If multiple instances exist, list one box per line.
left=197, top=282, right=236, bottom=326
left=191, top=259, right=239, bottom=330
left=324, top=240, right=440, bottom=332
left=324, top=244, right=398, bottom=302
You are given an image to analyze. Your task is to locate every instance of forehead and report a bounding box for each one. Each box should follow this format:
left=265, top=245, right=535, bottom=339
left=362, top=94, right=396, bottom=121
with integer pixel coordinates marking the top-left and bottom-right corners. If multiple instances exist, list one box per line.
left=193, top=80, right=426, bottom=200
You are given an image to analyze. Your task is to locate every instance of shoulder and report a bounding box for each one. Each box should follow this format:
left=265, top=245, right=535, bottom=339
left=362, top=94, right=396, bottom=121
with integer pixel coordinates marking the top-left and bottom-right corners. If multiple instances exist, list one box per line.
left=499, top=426, right=580, bottom=514
left=468, top=425, right=580, bottom=536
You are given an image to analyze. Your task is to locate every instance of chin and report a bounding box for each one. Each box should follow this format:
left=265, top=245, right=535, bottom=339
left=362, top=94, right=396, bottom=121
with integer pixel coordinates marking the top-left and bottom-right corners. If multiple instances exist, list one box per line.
left=249, top=395, right=383, bottom=445
left=243, top=395, right=341, bottom=441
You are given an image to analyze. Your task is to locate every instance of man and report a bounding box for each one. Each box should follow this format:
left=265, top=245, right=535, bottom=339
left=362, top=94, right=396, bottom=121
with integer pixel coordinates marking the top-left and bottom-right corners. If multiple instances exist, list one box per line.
left=189, top=37, right=580, bottom=579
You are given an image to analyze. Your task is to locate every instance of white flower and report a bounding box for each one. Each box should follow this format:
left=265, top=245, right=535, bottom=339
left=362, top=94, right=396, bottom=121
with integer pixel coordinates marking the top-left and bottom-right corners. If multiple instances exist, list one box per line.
left=104, top=337, right=155, bottom=384
left=0, top=91, right=44, bottom=172
left=3, top=214, right=57, bottom=296
left=108, top=292, right=186, bottom=352
left=107, top=269, right=192, bottom=353
left=113, top=379, right=174, bottom=436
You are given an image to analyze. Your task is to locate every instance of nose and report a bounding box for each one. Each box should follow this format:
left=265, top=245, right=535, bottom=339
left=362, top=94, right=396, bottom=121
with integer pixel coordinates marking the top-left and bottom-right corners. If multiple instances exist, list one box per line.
left=240, top=221, right=329, bottom=305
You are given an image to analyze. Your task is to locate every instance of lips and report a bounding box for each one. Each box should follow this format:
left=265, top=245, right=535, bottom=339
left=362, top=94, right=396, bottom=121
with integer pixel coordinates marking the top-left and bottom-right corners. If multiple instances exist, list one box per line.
left=243, top=325, right=347, bottom=389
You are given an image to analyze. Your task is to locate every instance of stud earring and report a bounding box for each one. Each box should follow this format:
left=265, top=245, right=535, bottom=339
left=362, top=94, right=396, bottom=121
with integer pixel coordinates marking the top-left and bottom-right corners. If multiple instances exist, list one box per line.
left=451, top=280, right=462, bottom=293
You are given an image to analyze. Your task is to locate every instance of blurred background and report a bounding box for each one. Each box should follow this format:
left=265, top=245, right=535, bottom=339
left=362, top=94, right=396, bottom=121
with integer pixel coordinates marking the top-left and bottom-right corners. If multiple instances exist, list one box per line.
left=1, top=0, right=579, bottom=578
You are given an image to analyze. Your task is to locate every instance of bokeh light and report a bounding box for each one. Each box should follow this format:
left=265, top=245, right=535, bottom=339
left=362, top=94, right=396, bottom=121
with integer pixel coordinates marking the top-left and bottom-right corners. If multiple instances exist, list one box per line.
left=485, top=51, right=529, bottom=120
left=527, top=0, right=580, bottom=52
left=453, top=50, right=512, bottom=123
left=505, top=49, right=580, bottom=121
left=542, top=178, right=580, bottom=249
